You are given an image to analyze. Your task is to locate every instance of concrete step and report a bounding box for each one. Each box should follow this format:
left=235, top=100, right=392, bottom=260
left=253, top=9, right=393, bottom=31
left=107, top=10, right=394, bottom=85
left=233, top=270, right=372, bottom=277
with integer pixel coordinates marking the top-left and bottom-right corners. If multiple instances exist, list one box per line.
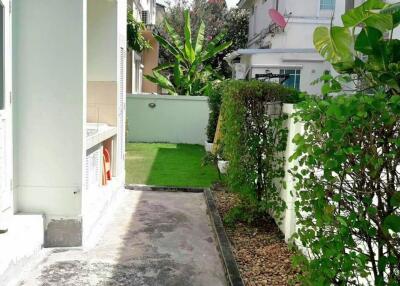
left=0, top=213, right=44, bottom=285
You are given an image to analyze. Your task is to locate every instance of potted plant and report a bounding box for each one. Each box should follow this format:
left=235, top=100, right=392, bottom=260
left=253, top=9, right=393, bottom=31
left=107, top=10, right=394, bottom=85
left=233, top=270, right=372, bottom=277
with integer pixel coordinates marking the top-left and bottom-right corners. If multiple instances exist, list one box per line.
left=217, top=159, right=229, bottom=174
left=215, top=139, right=228, bottom=174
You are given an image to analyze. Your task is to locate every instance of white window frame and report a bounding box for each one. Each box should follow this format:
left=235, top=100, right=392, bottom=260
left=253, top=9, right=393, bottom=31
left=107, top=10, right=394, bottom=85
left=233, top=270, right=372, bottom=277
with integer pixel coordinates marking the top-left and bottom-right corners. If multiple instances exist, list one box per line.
left=319, top=0, right=336, bottom=10
left=279, top=69, right=301, bottom=90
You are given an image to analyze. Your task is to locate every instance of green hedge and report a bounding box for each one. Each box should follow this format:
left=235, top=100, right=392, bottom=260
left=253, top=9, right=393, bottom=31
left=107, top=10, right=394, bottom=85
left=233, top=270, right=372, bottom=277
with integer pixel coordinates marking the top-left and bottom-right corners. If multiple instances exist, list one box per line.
left=291, top=92, right=400, bottom=284
left=205, top=82, right=223, bottom=143
left=221, top=80, right=300, bottom=222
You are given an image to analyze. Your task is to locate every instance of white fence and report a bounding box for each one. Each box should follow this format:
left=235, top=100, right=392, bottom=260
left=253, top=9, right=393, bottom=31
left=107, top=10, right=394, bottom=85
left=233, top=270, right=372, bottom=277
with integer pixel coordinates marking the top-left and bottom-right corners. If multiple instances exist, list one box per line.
left=278, top=104, right=304, bottom=242
left=127, top=94, right=209, bottom=145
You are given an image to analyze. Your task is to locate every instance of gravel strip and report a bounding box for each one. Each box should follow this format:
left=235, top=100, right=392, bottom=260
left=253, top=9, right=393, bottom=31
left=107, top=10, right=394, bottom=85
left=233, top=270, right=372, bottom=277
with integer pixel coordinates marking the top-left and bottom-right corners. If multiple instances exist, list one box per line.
left=212, top=189, right=300, bottom=286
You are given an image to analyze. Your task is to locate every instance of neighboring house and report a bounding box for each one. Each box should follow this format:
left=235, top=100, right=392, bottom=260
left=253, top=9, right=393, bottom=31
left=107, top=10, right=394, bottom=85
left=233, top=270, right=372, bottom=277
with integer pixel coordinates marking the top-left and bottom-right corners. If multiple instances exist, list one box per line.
left=225, top=0, right=363, bottom=94
left=127, top=0, right=165, bottom=94
left=127, top=0, right=145, bottom=93
left=0, top=0, right=127, bottom=278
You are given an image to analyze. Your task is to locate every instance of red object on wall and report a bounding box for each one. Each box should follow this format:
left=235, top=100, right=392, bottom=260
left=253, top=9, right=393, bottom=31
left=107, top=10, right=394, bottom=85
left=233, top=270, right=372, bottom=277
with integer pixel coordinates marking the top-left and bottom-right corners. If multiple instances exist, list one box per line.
left=269, top=9, right=287, bottom=29
left=103, top=147, right=112, bottom=181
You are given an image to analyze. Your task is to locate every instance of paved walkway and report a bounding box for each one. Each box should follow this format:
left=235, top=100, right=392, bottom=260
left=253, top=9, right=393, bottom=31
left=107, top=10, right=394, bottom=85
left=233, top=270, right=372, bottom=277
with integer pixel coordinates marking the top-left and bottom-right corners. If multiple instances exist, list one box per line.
left=17, top=191, right=226, bottom=286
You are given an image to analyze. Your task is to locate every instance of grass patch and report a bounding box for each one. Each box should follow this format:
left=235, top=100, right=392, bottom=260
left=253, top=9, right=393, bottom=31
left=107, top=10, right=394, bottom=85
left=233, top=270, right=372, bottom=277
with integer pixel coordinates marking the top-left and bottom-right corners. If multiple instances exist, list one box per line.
left=125, top=143, right=219, bottom=188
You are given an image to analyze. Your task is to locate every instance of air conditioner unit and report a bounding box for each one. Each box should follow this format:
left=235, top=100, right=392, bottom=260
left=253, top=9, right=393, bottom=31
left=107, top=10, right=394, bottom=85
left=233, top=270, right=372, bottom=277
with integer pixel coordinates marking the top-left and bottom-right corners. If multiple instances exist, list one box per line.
left=234, top=63, right=247, bottom=80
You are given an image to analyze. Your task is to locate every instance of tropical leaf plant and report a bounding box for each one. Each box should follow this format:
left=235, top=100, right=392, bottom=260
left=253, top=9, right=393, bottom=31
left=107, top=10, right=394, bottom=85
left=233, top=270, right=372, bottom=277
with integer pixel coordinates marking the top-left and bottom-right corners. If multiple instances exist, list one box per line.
left=145, top=10, right=232, bottom=95
left=127, top=10, right=151, bottom=53
left=291, top=1, right=400, bottom=283
left=313, top=0, right=400, bottom=94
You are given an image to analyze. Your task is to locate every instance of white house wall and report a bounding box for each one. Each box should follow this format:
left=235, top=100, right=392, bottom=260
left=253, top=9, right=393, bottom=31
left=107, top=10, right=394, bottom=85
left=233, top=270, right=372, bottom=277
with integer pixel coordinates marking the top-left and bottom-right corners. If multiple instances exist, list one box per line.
left=87, top=0, right=118, bottom=82
left=259, top=20, right=330, bottom=49
left=248, top=0, right=336, bottom=48
left=87, top=0, right=118, bottom=127
left=0, top=0, right=13, bottom=226
left=83, top=0, right=126, bottom=246
left=13, top=0, right=86, bottom=246
left=243, top=52, right=330, bottom=94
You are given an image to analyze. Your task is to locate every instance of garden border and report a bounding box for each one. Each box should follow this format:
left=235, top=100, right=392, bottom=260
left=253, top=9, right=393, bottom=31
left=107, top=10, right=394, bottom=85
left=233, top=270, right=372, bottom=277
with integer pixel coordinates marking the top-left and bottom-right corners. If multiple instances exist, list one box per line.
left=203, top=188, right=245, bottom=286
left=125, top=184, right=245, bottom=286
left=125, top=184, right=204, bottom=193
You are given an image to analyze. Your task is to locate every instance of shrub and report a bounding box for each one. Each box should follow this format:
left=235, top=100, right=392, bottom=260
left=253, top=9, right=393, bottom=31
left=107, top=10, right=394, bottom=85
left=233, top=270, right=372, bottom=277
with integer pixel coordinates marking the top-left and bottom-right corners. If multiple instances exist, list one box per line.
left=291, top=93, right=400, bottom=285
left=205, top=82, right=223, bottom=143
left=290, top=1, right=400, bottom=284
left=127, top=10, right=150, bottom=53
left=221, top=80, right=300, bottom=222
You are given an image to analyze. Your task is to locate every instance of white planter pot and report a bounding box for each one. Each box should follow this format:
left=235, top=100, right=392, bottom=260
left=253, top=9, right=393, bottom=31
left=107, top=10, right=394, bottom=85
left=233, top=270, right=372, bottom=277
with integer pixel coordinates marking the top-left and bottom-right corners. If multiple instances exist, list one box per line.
left=204, top=141, right=213, bottom=152
left=217, top=160, right=229, bottom=174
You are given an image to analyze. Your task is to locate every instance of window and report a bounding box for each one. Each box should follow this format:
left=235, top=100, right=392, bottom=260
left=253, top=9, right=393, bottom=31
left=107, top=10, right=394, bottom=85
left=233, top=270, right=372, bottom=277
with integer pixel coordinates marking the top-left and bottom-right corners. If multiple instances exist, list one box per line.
left=280, top=69, right=301, bottom=90
left=320, top=0, right=335, bottom=10
left=141, top=10, right=149, bottom=24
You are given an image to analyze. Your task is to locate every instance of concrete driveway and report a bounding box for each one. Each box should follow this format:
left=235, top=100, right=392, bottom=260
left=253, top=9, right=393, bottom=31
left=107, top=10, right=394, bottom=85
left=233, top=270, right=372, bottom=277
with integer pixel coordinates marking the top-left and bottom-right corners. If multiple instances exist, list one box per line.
left=16, top=191, right=227, bottom=286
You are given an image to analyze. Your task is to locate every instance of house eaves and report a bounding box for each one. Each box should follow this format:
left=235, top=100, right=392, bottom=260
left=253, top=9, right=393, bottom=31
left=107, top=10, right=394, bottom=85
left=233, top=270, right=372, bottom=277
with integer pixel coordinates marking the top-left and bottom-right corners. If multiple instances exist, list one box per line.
left=224, top=48, right=322, bottom=65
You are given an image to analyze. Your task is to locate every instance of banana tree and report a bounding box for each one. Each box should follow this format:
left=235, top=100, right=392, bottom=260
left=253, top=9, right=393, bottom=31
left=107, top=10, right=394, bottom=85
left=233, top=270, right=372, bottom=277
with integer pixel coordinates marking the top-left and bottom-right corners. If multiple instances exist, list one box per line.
left=144, top=10, right=232, bottom=95
left=313, top=0, right=400, bottom=94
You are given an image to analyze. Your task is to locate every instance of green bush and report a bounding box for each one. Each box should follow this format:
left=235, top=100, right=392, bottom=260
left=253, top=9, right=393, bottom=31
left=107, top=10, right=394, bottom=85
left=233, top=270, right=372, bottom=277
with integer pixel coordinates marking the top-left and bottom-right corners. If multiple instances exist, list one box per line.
left=127, top=10, right=150, bottom=52
left=291, top=93, right=400, bottom=285
left=205, top=82, right=223, bottom=143
left=290, top=1, right=400, bottom=284
left=221, top=80, right=300, bottom=223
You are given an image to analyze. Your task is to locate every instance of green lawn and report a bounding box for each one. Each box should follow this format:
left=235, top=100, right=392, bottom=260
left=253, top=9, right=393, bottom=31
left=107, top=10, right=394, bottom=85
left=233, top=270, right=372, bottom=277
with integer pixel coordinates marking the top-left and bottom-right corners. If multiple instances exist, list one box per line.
left=125, top=143, right=219, bottom=188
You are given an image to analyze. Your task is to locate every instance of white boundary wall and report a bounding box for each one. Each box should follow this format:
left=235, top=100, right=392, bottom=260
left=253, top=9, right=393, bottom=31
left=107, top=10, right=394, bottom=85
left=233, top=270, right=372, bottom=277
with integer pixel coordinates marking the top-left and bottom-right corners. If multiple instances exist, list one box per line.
left=278, top=103, right=304, bottom=242
left=127, top=94, right=209, bottom=145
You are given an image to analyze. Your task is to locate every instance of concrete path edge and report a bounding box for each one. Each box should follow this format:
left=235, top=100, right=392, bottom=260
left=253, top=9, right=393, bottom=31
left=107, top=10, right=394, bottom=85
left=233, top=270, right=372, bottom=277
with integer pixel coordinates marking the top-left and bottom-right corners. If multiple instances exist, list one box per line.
left=126, top=184, right=204, bottom=193
left=203, top=189, right=245, bottom=286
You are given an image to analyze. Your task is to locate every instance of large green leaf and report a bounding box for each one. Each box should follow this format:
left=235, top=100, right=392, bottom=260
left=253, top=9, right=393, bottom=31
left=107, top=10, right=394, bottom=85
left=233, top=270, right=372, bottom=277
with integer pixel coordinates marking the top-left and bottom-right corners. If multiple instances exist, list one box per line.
left=188, top=58, right=201, bottom=79
left=342, top=0, right=392, bottom=31
left=154, top=34, right=182, bottom=60
left=144, top=71, right=176, bottom=95
left=313, top=26, right=354, bottom=65
left=364, top=14, right=393, bottom=31
left=355, top=26, right=383, bottom=55
left=173, top=60, right=183, bottom=87
left=153, top=62, right=175, bottom=72
left=203, top=41, right=232, bottom=61
left=205, top=31, right=226, bottom=50
left=384, top=214, right=400, bottom=232
left=183, top=10, right=195, bottom=63
left=164, top=20, right=184, bottom=52
left=380, top=2, right=400, bottom=14
left=194, top=21, right=205, bottom=56
left=380, top=2, right=400, bottom=27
